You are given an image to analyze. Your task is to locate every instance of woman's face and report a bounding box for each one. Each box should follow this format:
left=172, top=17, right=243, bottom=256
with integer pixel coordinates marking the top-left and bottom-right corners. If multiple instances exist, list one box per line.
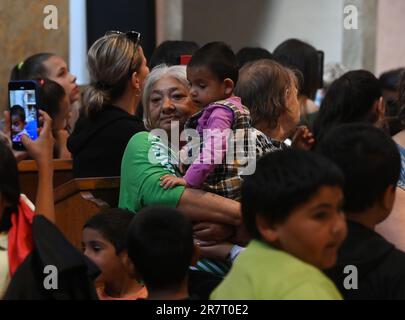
left=148, top=75, right=198, bottom=133
left=43, top=55, right=80, bottom=104
left=136, top=47, right=150, bottom=90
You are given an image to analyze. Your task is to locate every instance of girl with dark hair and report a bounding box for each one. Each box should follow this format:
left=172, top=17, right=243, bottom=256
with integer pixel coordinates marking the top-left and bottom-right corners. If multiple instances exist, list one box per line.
left=38, top=79, right=71, bottom=158
left=10, top=53, right=79, bottom=106
left=312, top=70, right=385, bottom=144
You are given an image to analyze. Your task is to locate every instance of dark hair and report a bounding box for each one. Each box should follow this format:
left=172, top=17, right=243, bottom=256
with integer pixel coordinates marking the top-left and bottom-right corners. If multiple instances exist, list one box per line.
left=83, top=208, right=135, bottom=254
left=242, top=149, right=344, bottom=239
left=149, top=40, right=199, bottom=69
left=235, top=59, right=297, bottom=129
left=126, top=206, right=193, bottom=290
left=379, top=68, right=404, bottom=92
left=10, top=105, right=26, bottom=123
left=273, top=39, right=319, bottom=100
left=397, top=70, right=405, bottom=126
left=10, top=53, right=54, bottom=80
left=316, top=123, right=400, bottom=213
left=38, top=78, right=66, bottom=120
left=236, top=47, right=272, bottom=68
left=312, top=70, right=383, bottom=143
left=188, top=41, right=239, bottom=84
left=0, top=141, right=20, bottom=232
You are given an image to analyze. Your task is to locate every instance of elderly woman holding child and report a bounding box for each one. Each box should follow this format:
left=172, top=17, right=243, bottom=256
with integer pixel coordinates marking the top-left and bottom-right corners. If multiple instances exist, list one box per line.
left=118, top=42, right=314, bottom=298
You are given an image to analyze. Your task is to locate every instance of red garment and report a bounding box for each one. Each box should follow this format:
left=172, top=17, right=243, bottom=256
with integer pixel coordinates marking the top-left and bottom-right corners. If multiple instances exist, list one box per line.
left=7, top=196, right=35, bottom=276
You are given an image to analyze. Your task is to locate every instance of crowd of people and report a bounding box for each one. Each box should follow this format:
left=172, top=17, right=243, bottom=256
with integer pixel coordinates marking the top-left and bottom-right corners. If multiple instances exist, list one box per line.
left=1, top=30, right=405, bottom=300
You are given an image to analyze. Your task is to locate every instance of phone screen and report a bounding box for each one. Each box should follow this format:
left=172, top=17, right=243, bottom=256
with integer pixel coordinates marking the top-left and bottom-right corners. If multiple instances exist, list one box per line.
left=9, top=84, right=39, bottom=148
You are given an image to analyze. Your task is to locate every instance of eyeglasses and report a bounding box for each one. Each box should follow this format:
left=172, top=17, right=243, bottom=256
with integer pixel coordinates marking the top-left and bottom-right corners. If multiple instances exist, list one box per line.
left=105, top=30, right=142, bottom=76
left=105, top=30, right=141, bottom=47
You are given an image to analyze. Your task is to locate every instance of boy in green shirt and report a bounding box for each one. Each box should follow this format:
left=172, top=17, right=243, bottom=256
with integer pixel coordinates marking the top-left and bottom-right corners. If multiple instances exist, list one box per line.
left=211, top=149, right=347, bottom=299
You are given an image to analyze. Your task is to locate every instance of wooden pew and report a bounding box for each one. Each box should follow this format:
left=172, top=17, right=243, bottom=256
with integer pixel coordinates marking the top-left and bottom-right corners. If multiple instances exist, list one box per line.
left=54, top=177, right=120, bottom=249
left=18, top=159, right=74, bottom=201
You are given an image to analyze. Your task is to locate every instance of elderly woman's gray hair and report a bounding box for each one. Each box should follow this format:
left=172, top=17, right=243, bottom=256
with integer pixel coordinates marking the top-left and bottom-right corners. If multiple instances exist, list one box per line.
left=142, top=64, right=189, bottom=130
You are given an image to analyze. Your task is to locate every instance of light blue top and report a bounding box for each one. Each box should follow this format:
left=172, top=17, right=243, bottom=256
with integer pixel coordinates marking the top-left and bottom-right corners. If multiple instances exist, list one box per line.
left=397, top=144, right=405, bottom=190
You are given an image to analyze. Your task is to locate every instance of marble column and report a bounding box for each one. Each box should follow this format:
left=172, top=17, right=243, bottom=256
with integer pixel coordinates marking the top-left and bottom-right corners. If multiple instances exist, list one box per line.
left=155, top=0, right=183, bottom=45
left=342, top=0, right=378, bottom=71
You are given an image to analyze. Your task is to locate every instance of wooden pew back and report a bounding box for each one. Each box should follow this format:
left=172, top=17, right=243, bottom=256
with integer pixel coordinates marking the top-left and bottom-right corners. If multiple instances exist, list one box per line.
left=18, top=159, right=74, bottom=201
left=54, top=176, right=120, bottom=249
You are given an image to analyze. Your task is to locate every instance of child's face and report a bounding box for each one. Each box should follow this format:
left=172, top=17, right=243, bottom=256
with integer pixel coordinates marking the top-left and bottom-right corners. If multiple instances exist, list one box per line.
left=263, top=185, right=347, bottom=270
left=11, top=115, right=25, bottom=133
left=43, top=55, right=80, bottom=104
left=187, top=66, right=230, bottom=109
left=82, top=228, right=127, bottom=284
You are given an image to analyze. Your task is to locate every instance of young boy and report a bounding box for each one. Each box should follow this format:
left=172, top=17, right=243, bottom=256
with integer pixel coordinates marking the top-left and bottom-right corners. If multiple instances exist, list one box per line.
left=10, top=105, right=28, bottom=142
left=317, top=123, right=405, bottom=299
left=82, top=209, right=147, bottom=300
left=161, top=41, right=275, bottom=200
left=211, top=149, right=346, bottom=299
left=126, top=206, right=199, bottom=300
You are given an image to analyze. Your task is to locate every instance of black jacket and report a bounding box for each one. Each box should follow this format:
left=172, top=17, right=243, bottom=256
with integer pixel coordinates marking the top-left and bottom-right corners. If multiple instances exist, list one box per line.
left=4, top=215, right=100, bottom=300
left=325, top=220, right=405, bottom=300
left=67, top=105, right=146, bottom=178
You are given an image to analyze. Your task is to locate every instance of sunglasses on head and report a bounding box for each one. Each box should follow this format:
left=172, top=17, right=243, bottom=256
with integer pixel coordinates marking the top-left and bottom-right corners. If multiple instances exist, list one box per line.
left=105, top=30, right=141, bottom=47
left=105, top=30, right=142, bottom=76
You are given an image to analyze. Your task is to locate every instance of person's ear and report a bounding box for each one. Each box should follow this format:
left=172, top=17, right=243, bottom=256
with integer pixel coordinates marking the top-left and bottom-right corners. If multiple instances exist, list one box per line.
left=131, top=71, right=141, bottom=93
left=256, top=214, right=279, bottom=243
left=190, top=243, right=200, bottom=267
left=120, top=251, right=142, bottom=281
left=223, top=78, right=234, bottom=96
left=380, top=185, right=396, bottom=213
left=374, top=97, right=386, bottom=121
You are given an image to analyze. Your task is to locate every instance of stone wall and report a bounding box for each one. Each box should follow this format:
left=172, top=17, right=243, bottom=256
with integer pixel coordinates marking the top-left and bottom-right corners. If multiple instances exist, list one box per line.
left=0, top=0, right=68, bottom=112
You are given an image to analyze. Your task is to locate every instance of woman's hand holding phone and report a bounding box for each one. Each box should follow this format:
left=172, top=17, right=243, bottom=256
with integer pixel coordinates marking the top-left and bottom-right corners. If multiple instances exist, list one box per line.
left=20, top=110, right=54, bottom=166
left=2, top=109, right=54, bottom=164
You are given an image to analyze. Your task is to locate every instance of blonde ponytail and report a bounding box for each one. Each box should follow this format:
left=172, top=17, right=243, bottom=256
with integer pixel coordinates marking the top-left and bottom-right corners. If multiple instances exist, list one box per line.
left=82, top=34, right=142, bottom=117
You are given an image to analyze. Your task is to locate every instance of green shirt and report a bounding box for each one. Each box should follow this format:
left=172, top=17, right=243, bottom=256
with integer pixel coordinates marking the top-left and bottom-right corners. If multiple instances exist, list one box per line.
left=119, top=131, right=185, bottom=212
left=119, top=132, right=230, bottom=276
left=211, top=240, right=343, bottom=300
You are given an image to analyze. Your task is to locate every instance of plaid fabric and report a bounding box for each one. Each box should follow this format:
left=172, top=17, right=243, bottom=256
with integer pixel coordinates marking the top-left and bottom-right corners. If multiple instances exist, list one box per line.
left=254, top=129, right=284, bottom=158
left=184, top=99, right=254, bottom=201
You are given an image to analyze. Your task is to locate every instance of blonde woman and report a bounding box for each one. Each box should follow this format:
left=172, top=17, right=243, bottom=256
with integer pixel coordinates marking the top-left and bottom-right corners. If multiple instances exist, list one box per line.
left=68, top=31, right=150, bottom=177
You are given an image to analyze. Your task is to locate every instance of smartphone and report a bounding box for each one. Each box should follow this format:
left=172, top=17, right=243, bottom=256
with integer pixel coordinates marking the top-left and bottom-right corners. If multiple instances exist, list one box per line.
left=317, top=50, right=324, bottom=89
left=8, top=80, right=40, bottom=150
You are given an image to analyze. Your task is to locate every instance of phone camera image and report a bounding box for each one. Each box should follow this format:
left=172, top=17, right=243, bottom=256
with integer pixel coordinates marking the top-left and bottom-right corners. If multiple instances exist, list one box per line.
left=9, top=83, right=39, bottom=149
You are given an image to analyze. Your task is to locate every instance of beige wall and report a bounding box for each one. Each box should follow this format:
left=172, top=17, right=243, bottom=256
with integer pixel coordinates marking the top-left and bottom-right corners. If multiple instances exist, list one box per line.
left=376, top=0, right=405, bottom=75
left=183, top=0, right=345, bottom=65
left=0, top=0, right=69, bottom=112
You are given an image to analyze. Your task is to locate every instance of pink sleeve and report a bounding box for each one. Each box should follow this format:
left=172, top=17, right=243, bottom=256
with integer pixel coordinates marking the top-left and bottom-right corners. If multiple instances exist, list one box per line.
left=184, top=106, right=234, bottom=188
